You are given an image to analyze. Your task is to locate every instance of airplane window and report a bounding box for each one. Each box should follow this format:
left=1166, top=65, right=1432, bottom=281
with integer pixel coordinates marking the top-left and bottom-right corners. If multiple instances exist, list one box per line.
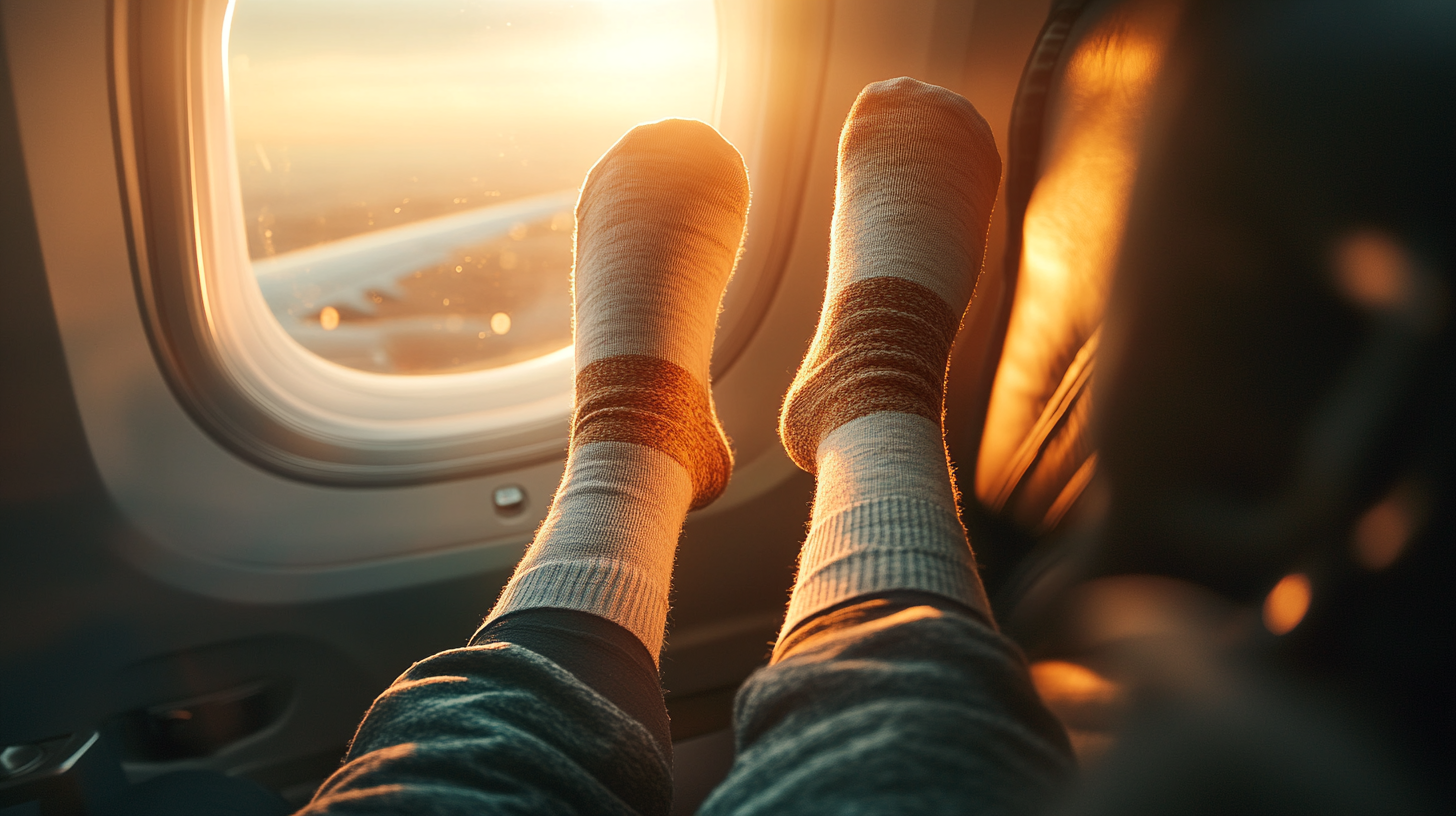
left=226, top=0, right=719, bottom=375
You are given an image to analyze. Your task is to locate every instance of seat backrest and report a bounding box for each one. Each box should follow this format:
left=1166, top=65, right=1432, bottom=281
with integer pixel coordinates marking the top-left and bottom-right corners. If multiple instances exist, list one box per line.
left=1093, top=0, right=1456, bottom=593
left=975, top=0, right=1184, bottom=534
left=1057, top=3, right=1456, bottom=800
left=948, top=0, right=1185, bottom=594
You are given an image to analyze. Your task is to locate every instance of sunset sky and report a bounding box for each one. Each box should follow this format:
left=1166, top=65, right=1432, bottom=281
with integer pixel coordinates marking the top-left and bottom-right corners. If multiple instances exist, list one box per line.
left=227, top=0, right=719, bottom=253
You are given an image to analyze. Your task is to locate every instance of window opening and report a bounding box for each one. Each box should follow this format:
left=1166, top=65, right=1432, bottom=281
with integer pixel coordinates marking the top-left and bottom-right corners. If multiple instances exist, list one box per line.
left=226, top=0, right=720, bottom=375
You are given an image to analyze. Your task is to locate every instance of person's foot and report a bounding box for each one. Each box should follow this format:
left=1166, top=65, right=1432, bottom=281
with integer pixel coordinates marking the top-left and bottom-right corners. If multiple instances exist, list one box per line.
left=776, top=78, right=1001, bottom=637
left=780, top=77, right=1000, bottom=470
left=573, top=118, right=749, bottom=508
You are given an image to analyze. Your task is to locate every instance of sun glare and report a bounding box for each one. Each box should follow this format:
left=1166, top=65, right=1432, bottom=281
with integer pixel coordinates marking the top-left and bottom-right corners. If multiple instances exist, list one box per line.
left=977, top=0, right=1182, bottom=509
left=1352, top=484, right=1423, bottom=572
left=1333, top=230, right=1415, bottom=314
left=226, top=0, right=717, bottom=375
left=1263, top=573, right=1312, bottom=636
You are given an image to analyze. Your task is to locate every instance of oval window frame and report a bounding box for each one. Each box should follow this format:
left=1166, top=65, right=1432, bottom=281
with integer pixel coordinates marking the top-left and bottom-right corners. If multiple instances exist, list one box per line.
left=112, top=0, right=827, bottom=487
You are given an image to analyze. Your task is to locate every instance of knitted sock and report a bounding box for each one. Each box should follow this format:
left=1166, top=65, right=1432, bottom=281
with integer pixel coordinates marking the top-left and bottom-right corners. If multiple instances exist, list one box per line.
left=778, top=78, right=1001, bottom=637
left=486, top=119, right=749, bottom=661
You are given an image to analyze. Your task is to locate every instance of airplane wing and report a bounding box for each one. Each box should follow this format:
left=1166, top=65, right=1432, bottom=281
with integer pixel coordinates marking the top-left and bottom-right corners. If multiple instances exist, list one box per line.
left=251, top=189, right=578, bottom=319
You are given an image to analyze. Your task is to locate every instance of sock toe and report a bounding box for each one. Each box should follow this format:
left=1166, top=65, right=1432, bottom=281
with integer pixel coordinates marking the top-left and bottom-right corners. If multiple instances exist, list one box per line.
left=834, top=76, right=1002, bottom=311
left=574, top=118, right=749, bottom=376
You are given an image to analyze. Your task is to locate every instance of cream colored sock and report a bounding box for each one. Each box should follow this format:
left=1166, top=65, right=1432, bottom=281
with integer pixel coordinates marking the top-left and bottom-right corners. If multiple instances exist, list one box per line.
left=487, top=119, right=749, bottom=661
left=779, top=77, right=1001, bottom=636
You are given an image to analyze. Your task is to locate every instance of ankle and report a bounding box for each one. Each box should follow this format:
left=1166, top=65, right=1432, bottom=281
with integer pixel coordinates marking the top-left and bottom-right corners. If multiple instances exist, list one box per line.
left=574, top=354, right=732, bottom=508
left=780, top=276, right=960, bottom=472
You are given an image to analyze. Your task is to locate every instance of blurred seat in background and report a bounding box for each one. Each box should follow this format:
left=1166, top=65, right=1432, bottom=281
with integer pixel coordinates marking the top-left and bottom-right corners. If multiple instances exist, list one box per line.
left=952, top=0, right=1455, bottom=811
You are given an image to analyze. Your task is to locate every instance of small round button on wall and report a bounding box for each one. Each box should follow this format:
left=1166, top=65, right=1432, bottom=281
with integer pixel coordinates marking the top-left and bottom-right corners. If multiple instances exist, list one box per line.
left=493, top=485, right=527, bottom=515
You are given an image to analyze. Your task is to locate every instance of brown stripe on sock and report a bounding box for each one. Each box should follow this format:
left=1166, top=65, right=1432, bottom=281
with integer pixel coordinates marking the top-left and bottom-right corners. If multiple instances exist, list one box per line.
left=781, top=276, right=960, bottom=472
left=574, top=354, right=733, bottom=509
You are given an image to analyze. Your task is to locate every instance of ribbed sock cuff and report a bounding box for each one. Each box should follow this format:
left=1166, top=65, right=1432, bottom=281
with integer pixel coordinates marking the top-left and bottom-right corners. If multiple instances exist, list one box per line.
left=489, top=558, right=671, bottom=659
left=781, top=494, right=988, bottom=637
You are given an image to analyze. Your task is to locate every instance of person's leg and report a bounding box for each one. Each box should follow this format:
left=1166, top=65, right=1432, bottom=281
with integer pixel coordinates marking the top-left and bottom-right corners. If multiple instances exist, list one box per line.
left=477, top=118, right=749, bottom=745
left=702, top=78, right=1071, bottom=816
left=778, top=76, right=999, bottom=632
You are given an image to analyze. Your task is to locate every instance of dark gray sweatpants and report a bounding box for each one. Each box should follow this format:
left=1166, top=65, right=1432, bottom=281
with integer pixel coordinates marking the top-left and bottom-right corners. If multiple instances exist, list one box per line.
left=299, top=593, right=1071, bottom=815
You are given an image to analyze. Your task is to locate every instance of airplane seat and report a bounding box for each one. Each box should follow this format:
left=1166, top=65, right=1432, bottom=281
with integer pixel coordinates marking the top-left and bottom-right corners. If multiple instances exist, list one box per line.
left=1096, top=0, right=1456, bottom=753
left=983, top=0, right=1456, bottom=805
left=1094, top=0, right=1456, bottom=600
left=954, top=0, right=1452, bottom=603
left=947, top=0, right=1183, bottom=604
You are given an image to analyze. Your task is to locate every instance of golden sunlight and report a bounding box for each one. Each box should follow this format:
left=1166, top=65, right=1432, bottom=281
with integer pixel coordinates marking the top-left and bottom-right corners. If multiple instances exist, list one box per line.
left=1352, top=484, right=1424, bottom=571
left=1333, top=230, right=1414, bottom=313
left=1030, top=661, right=1120, bottom=709
left=977, top=0, right=1184, bottom=519
left=1263, top=573, right=1312, bottom=636
left=228, top=0, right=716, bottom=375
left=228, top=0, right=717, bottom=257
left=1030, top=660, right=1123, bottom=764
